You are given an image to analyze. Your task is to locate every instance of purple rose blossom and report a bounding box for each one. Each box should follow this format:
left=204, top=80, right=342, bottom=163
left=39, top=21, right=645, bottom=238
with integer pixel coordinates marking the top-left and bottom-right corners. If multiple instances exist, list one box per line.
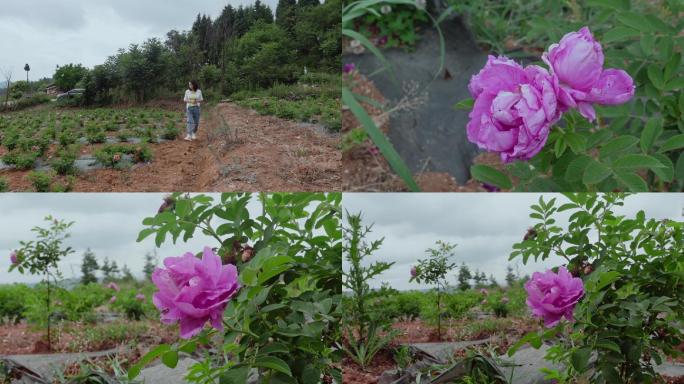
left=110, top=296, right=117, bottom=304
left=135, top=293, right=145, bottom=301
left=107, top=282, right=120, bottom=292
left=10, top=251, right=18, bottom=265
left=343, top=63, right=356, bottom=74
left=467, top=55, right=561, bottom=163
left=542, top=27, right=634, bottom=121
left=410, top=266, right=417, bottom=278
left=525, top=266, right=584, bottom=327
left=480, top=288, right=488, bottom=295
left=152, top=247, right=241, bottom=339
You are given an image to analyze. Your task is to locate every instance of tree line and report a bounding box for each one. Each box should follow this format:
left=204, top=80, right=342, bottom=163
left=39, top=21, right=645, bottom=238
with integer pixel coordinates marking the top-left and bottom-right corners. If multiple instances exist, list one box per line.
left=80, top=248, right=158, bottom=284
left=52, top=0, right=339, bottom=106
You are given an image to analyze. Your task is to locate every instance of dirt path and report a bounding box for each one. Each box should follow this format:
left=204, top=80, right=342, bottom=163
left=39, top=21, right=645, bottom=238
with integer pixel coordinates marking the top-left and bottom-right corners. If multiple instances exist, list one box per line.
left=0, top=102, right=340, bottom=192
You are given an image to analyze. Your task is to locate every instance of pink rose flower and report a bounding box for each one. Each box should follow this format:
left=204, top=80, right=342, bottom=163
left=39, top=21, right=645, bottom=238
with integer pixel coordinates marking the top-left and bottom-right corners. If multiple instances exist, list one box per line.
left=343, top=63, right=355, bottom=74
left=110, top=296, right=117, bottom=303
left=525, top=266, right=584, bottom=327
left=107, top=282, right=120, bottom=292
left=135, top=293, right=145, bottom=301
left=152, top=247, right=241, bottom=339
left=543, top=26, right=634, bottom=121
left=410, top=266, right=417, bottom=278
left=10, top=251, right=18, bottom=265
left=480, top=288, right=488, bottom=295
left=467, top=56, right=561, bottom=163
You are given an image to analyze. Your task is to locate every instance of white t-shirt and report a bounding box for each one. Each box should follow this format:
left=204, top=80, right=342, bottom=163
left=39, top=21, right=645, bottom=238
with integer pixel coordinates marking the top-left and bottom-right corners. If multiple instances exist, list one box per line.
left=184, top=89, right=203, bottom=108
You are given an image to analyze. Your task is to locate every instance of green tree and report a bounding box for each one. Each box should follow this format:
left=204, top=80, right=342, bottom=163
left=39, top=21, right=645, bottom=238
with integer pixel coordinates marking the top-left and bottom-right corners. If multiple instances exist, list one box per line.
left=457, top=263, right=472, bottom=291
left=234, top=23, right=295, bottom=88
left=505, top=265, right=517, bottom=287
left=276, top=0, right=297, bottom=33
left=80, top=248, right=99, bottom=285
left=199, top=64, right=221, bottom=90
left=9, top=216, right=74, bottom=351
left=53, top=64, right=88, bottom=91
left=121, top=264, right=135, bottom=282
left=411, top=241, right=458, bottom=340
left=142, top=251, right=157, bottom=280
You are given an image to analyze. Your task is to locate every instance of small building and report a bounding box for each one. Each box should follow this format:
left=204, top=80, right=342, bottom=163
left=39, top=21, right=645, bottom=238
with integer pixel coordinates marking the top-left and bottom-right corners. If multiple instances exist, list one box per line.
left=45, top=83, right=60, bottom=96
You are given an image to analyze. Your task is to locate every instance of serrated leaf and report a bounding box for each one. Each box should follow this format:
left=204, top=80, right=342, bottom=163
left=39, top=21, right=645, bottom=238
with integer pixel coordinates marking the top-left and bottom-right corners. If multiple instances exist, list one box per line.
left=602, top=27, right=640, bottom=43
left=614, top=171, right=648, bottom=192
left=647, top=64, right=665, bottom=89
left=612, top=154, right=667, bottom=171
left=640, top=118, right=663, bottom=153
left=617, top=11, right=652, bottom=32
left=565, top=155, right=593, bottom=183
left=470, top=164, right=512, bottom=189
left=253, top=356, right=292, bottom=377
left=583, top=160, right=612, bottom=185
left=659, top=134, right=684, bottom=152
left=600, top=135, right=639, bottom=159
left=571, top=347, right=592, bottom=372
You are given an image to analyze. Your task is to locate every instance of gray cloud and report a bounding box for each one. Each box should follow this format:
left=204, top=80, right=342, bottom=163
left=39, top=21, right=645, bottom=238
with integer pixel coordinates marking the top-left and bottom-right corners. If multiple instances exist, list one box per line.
left=0, top=193, right=263, bottom=284
left=0, top=0, right=279, bottom=80
left=343, top=193, right=684, bottom=290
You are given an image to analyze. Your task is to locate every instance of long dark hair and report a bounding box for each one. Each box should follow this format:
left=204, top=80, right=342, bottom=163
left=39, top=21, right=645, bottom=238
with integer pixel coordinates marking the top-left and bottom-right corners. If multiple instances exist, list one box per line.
left=189, top=80, right=200, bottom=92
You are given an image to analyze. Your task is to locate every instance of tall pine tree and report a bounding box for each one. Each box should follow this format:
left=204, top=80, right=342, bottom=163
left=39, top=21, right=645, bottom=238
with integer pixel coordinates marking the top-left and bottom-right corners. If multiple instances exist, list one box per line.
left=80, top=249, right=99, bottom=285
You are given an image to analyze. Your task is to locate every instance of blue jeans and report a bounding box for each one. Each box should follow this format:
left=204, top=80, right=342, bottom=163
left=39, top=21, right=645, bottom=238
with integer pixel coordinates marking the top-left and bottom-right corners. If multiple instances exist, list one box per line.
left=186, top=106, right=200, bottom=135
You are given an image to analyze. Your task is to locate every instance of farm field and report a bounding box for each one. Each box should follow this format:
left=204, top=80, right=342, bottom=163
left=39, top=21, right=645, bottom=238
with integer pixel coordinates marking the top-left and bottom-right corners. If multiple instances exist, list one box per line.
left=0, top=102, right=341, bottom=192
left=342, top=193, right=684, bottom=383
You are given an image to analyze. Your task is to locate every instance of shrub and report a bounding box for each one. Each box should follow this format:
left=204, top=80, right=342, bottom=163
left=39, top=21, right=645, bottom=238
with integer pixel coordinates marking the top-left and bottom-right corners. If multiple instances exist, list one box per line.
left=0, top=284, right=34, bottom=324
left=2, top=151, right=38, bottom=170
left=85, top=123, right=106, bottom=144
left=50, top=147, right=79, bottom=175
left=161, top=122, right=179, bottom=140
left=26, top=170, right=53, bottom=192
left=0, top=177, right=8, bottom=192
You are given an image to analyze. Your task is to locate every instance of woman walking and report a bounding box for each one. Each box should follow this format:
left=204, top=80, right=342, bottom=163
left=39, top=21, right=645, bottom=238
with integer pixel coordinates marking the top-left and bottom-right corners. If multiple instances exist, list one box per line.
left=184, top=80, right=203, bottom=141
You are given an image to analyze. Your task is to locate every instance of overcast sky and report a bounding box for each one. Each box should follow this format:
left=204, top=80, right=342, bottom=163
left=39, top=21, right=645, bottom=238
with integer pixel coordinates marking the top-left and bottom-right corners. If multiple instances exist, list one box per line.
left=343, top=193, right=684, bottom=291
left=0, top=193, right=264, bottom=284
left=0, top=0, right=279, bottom=81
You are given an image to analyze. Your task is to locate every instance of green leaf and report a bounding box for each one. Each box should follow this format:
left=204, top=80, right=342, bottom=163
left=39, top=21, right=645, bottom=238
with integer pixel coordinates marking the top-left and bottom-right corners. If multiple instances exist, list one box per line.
left=253, top=356, right=292, bottom=377
left=596, top=340, right=622, bottom=353
left=600, top=135, right=638, bottom=160
left=664, top=77, right=684, bottom=91
left=342, top=87, right=419, bottom=191
left=507, top=332, right=542, bottom=357
left=640, top=118, right=663, bottom=153
left=640, top=34, right=655, bottom=56
left=161, top=350, right=178, bottom=369
left=617, top=11, right=652, bottom=32
left=651, top=153, right=674, bottom=182
left=602, top=27, right=640, bottom=43
left=175, top=199, right=191, bottom=217
left=647, top=65, right=665, bottom=89
left=571, top=347, right=592, bottom=372
left=565, top=132, right=587, bottom=154
left=583, top=160, right=612, bottom=185
left=659, top=134, right=684, bottom=152
left=612, top=154, right=666, bottom=171
left=675, top=152, right=684, bottom=182
left=128, top=344, right=171, bottom=379
left=565, top=155, right=593, bottom=183
left=136, top=228, right=156, bottom=242
left=614, top=171, right=648, bottom=192
left=470, top=164, right=512, bottom=189
left=454, top=98, right=474, bottom=110
left=220, top=366, right=250, bottom=384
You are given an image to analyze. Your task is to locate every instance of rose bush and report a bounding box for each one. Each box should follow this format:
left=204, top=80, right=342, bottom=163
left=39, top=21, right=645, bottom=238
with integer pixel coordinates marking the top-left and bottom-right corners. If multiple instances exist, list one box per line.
left=508, top=194, right=683, bottom=383
left=129, top=193, right=341, bottom=384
